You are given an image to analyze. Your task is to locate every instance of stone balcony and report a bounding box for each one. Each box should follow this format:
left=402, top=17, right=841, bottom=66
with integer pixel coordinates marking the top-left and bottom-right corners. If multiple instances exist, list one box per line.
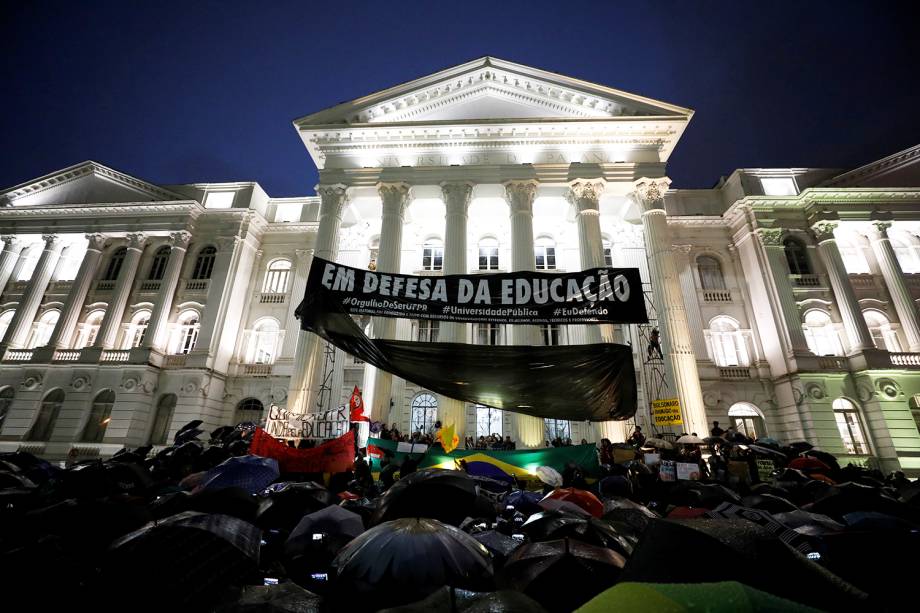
left=789, top=273, right=827, bottom=291
left=2, top=346, right=176, bottom=368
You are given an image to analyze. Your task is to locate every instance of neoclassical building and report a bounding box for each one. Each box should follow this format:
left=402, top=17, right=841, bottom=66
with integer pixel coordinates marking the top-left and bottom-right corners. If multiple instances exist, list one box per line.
left=1, top=57, right=919, bottom=474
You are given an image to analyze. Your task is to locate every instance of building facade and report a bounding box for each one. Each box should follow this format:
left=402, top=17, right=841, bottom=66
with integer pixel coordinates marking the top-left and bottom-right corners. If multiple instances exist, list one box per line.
left=2, top=57, right=919, bottom=473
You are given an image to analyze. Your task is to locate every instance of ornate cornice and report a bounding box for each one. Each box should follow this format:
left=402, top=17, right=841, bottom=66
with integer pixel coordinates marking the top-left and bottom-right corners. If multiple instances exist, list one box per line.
left=756, top=228, right=785, bottom=247
left=502, top=180, right=539, bottom=214
left=0, top=201, right=203, bottom=219
left=824, top=144, right=920, bottom=188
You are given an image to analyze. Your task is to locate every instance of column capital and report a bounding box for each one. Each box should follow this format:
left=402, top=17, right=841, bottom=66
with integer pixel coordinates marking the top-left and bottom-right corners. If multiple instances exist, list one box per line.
left=566, top=178, right=606, bottom=212
left=755, top=228, right=785, bottom=247
left=295, top=248, right=313, bottom=261
left=1, top=235, right=21, bottom=251
left=41, top=233, right=61, bottom=247
left=811, top=221, right=839, bottom=243
left=168, top=231, right=192, bottom=249
left=630, top=177, right=672, bottom=211
left=315, top=183, right=348, bottom=202
left=439, top=181, right=473, bottom=215
left=502, top=179, right=538, bottom=214
left=376, top=182, right=411, bottom=214
left=125, top=233, right=147, bottom=250
left=85, top=233, right=108, bottom=251
left=865, top=221, right=893, bottom=240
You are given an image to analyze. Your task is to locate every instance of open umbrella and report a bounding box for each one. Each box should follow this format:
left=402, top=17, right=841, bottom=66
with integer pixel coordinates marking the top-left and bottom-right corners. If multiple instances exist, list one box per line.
left=842, top=511, right=920, bottom=531
left=521, top=510, right=635, bottom=556
left=256, top=481, right=338, bottom=532
left=577, top=581, right=821, bottom=612
left=104, top=512, right=261, bottom=609
left=803, top=449, right=840, bottom=472
left=380, top=586, right=548, bottom=613
left=787, top=441, right=814, bottom=453
left=538, top=498, right=592, bottom=517
left=288, top=505, right=365, bottom=543
left=500, top=539, right=626, bottom=613
left=740, top=493, right=798, bottom=513
left=645, top=438, right=674, bottom=450
left=747, top=445, right=787, bottom=461
left=772, top=510, right=844, bottom=536
left=536, top=466, right=563, bottom=488
left=755, top=437, right=782, bottom=448
left=472, top=530, right=525, bottom=564
left=806, top=482, right=914, bottom=521
left=332, top=518, right=493, bottom=609
left=676, top=435, right=705, bottom=445
left=667, top=482, right=741, bottom=509
left=788, top=457, right=831, bottom=474
left=372, top=469, right=478, bottom=526
left=213, top=582, right=323, bottom=613
left=283, top=506, right=365, bottom=593
left=199, top=456, right=280, bottom=495
left=541, top=488, right=603, bottom=518
left=504, top=489, right=543, bottom=516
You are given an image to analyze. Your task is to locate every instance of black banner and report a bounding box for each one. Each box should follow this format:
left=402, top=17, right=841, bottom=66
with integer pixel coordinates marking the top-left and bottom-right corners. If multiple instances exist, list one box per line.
left=307, top=257, right=647, bottom=325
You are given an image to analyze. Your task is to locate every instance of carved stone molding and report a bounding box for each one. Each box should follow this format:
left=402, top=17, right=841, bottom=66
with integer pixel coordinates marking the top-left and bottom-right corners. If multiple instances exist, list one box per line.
left=125, top=232, right=147, bottom=250
left=631, top=177, right=672, bottom=211
left=295, top=248, right=313, bottom=261
left=864, top=221, right=892, bottom=241
left=503, top=180, right=538, bottom=214
left=316, top=183, right=349, bottom=215
left=377, top=182, right=411, bottom=215
left=567, top=178, right=606, bottom=212
left=84, top=233, right=107, bottom=251
left=216, top=236, right=241, bottom=251
left=440, top=182, right=473, bottom=215
left=811, top=221, right=838, bottom=243
left=756, top=228, right=785, bottom=247
left=2, top=235, right=22, bottom=252
left=169, top=230, right=193, bottom=249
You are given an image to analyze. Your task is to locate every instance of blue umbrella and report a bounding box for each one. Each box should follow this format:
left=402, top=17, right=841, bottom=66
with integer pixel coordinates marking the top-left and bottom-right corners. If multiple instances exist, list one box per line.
left=505, top=489, right=543, bottom=515
left=199, top=456, right=279, bottom=494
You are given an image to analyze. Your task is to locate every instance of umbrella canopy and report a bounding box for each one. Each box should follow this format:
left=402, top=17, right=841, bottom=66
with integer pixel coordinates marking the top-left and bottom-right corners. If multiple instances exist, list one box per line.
left=576, top=581, right=821, bottom=613
left=380, top=586, right=548, bottom=613
left=772, top=510, right=845, bottom=535
left=807, top=482, right=914, bottom=521
left=288, top=505, right=365, bottom=543
left=105, top=511, right=261, bottom=609
left=332, top=518, right=493, bottom=609
left=520, top=510, right=635, bottom=556
left=536, top=466, right=563, bottom=487
left=472, top=530, right=525, bottom=563
left=538, top=498, right=593, bottom=517
left=842, top=511, right=920, bottom=531
left=755, top=437, right=782, bottom=448
left=500, top=539, right=626, bottom=613
left=746, top=445, right=787, bottom=461
left=803, top=449, right=840, bottom=472
left=645, top=438, right=674, bottom=450
left=703, top=436, right=731, bottom=446
left=667, top=482, right=742, bottom=509
left=371, top=469, right=478, bottom=526
left=541, top=488, right=603, bottom=518
left=213, top=582, right=322, bottom=613
left=788, top=457, right=831, bottom=473
left=676, top=435, right=705, bottom=445
left=200, top=456, right=280, bottom=495
left=740, top=493, right=798, bottom=513
left=504, top=489, right=543, bottom=516
left=256, top=481, right=338, bottom=532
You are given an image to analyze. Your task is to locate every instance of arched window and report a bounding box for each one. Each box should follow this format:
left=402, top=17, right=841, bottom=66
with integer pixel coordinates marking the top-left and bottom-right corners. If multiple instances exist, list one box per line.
left=422, top=239, right=444, bottom=271
left=728, top=402, right=766, bottom=439
left=833, top=398, right=869, bottom=455
left=417, top=319, right=439, bottom=342
left=81, top=389, right=115, bottom=443
left=410, top=393, right=438, bottom=434
left=708, top=316, right=750, bottom=366
left=234, top=397, right=264, bottom=425
left=173, top=311, right=200, bottom=355
left=697, top=256, right=726, bottom=290
left=0, top=386, right=14, bottom=430
left=104, top=247, right=127, bottom=281
left=27, top=310, right=59, bottom=349
left=27, top=389, right=64, bottom=441
left=476, top=405, right=503, bottom=438
left=544, top=418, right=571, bottom=442
left=149, top=394, right=177, bottom=445
left=478, top=237, right=499, bottom=271
left=124, top=310, right=151, bottom=349
left=783, top=238, right=811, bottom=275
left=535, top=236, right=556, bottom=270
left=262, top=259, right=292, bottom=293
left=602, top=238, right=613, bottom=267
left=246, top=318, right=280, bottom=364
left=803, top=310, right=843, bottom=356
left=192, top=246, right=216, bottom=280
left=863, top=310, right=901, bottom=352
left=0, top=310, right=14, bottom=342
left=148, top=246, right=171, bottom=280
left=76, top=310, right=105, bottom=349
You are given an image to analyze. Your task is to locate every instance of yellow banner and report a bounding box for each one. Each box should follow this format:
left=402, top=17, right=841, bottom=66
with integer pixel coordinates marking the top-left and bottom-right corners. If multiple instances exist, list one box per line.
left=652, top=398, right=683, bottom=426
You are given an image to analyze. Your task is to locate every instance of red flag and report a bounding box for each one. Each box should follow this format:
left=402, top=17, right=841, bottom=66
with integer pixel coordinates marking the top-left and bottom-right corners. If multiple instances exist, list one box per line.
left=249, top=428, right=355, bottom=474
left=349, top=386, right=369, bottom=422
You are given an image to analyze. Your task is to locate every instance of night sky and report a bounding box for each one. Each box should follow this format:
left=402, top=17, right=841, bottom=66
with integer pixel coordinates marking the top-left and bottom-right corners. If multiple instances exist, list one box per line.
left=3, top=1, right=918, bottom=196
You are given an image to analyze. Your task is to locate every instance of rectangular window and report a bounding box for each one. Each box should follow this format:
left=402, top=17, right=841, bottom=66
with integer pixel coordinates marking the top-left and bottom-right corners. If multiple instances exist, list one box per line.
left=535, top=246, right=556, bottom=270
left=204, top=191, right=235, bottom=209
left=834, top=410, right=868, bottom=455
left=603, top=248, right=613, bottom=267
left=476, top=323, right=501, bottom=346
left=274, top=202, right=302, bottom=223
left=417, top=320, right=439, bottom=343
left=422, top=246, right=443, bottom=271
left=760, top=177, right=797, bottom=196
left=544, top=418, right=571, bottom=442
left=479, top=246, right=499, bottom=270
left=476, top=406, right=503, bottom=438
left=542, top=324, right=561, bottom=346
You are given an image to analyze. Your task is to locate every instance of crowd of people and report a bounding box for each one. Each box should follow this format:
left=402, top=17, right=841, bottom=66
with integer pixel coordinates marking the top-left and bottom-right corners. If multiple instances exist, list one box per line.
left=1, top=417, right=918, bottom=612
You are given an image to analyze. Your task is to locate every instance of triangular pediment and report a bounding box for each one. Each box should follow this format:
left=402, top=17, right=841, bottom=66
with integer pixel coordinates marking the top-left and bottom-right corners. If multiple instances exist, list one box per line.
left=0, top=161, right=186, bottom=207
left=295, top=56, right=692, bottom=127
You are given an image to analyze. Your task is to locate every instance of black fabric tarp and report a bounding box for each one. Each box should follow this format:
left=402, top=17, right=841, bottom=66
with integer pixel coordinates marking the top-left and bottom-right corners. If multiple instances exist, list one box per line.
left=297, top=288, right=638, bottom=422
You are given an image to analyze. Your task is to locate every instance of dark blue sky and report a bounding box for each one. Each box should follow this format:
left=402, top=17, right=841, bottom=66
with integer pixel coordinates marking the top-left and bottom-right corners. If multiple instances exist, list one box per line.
left=3, top=1, right=917, bottom=196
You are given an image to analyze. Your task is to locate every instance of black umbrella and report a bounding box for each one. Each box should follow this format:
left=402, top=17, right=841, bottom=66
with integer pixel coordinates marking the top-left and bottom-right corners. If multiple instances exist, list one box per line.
left=256, top=482, right=338, bottom=532
left=213, top=582, right=323, bottom=613
left=741, top=493, right=798, bottom=513
left=620, top=518, right=866, bottom=611
left=379, top=586, right=548, bottom=613
left=806, top=482, right=916, bottom=522
left=331, top=518, right=493, bottom=609
left=667, top=481, right=742, bottom=509
left=472, top=530, right=525, bottom=564
left=787, top=441, right=814, bottom=453
left=339, top=497, right=378, bottom=526
left=499, top=539, right=626, bottom=613
left=520, top=510, right=634, bottom=556
left=188, top=486, right=259, bottom=522
left=804, top=449, right=841, bottom=472
left=371, top=468, right=478, bottom=526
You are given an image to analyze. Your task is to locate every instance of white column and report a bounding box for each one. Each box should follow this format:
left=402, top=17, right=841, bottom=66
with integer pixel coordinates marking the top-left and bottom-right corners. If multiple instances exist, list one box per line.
left=50, top=245, right=72, bottom=282
left=367, top=182, right=410, bottom=422
left=756, top=229, right=811, bottom=354
left=0, top=236, right=24, bottom=292
left=94, top=233, right=147, bottom=349
left=0, top=234, right=63, bottom=350
left=47, top=233, right=107, bottom=349
left=504, top=180, right=545, bottom=448
left=438, top=182, right=473, bottom=439
left=282, top=248, right=312, bottom=358
left=866, top=222, right=920, bottom=351
left=812, top=221, right=874, bottom=352
left=288, top=184, right=348, bottom=415
left=143, top=231, right=192, bottom=351
left=632, top=177, right=707, bottom=436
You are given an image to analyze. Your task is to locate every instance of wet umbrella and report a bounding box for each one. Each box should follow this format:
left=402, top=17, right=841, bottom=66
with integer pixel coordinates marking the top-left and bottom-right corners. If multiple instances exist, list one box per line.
left=842, top=511, right=920, bottom=531
left=788, top=457, right=832, bottom=474
left=703, top=436, right=731, bottom=447
left=0, top=451, right=58, bottom=484
left=807, top=482, right=915, bottom=522
left=257, top=482, right=338, bottom=532
left=380, top=586, right=548, bottom=613
left=772, top=510, right=845, bottom=536
left=620, top=518, right=866, bottom=610
left=537, top=498, right=592, bottom=517
left=213, top=582, right=322, bottom=613
left=675, top=435, right=705, bottom=445
left=536, top=466, right=563, bottom=488
left=200, top=456, right=280, bottom=495
left=667, top=482, right=742, bottom=509
left=740, top=493, right=798, bottom=513
left=541, top=488, right=603, bottom=518
left=578, top=580, right=821, bottom=612
left=472, top=530, right=525, bottom=563
left=104, top=511, right=261, bottom=610
left=602, top=496, right=659, bottom=518
left=289, top=505, right=365, bottom=543
left=520, top=511, right=635, bottom=556
left=499, top=539, right=626, bottom=613
left=755, top=437, right=782, bottom=448
left=372, top=469, right=478, bottom=526
left=644, top=438, right=674, bottom=450
left=284, top=506, right=365, bottom=593
left=787, top=441, right=814, bottom=453
left=332, top=518, right=493, bottom=609
left=0, top=471, right=36, bottom=490
left=804, top=450, right=840, bottom=472
left=339, top=497, right=378, bottom=526
left=747, top=445, right=787, bottom=461
left=175, top=419, right=205, bottom=444
left=503, top=489, right=543, bottom=516
left=667, top=506, right=710, bottom=519
left=188, top=486, right=259, bottom=522
left=598, top=475, right=633, bottom=499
